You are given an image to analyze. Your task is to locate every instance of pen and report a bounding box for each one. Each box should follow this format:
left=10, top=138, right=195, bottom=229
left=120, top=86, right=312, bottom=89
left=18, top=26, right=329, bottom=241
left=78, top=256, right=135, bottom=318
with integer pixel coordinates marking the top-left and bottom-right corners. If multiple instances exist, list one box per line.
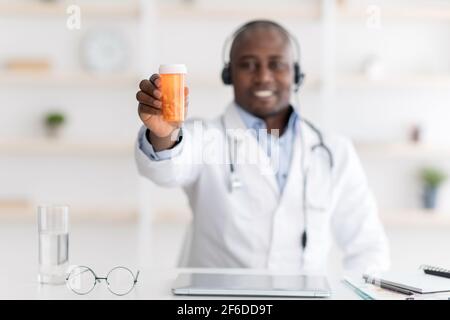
left=377, top=282, right=414, bottom=296
left=363, top=275, right=414, bottom=296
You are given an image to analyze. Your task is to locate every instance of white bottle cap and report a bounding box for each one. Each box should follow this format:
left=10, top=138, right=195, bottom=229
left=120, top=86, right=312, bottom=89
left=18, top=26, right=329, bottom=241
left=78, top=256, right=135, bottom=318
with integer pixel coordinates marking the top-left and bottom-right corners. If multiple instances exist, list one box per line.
left=159, top=64, right=187, bottom=74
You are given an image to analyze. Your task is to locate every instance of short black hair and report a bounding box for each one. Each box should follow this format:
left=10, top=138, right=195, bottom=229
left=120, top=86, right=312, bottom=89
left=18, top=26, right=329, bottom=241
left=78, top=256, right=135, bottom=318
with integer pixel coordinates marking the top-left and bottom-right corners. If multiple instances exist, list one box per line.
left=229, top=20, right=292, bottom=61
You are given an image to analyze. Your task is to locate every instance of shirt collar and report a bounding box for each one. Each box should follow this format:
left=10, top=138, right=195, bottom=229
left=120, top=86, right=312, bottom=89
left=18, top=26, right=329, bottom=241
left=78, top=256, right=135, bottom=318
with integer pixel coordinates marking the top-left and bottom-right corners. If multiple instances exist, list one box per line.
left=233, top=102, right=300, bottom=135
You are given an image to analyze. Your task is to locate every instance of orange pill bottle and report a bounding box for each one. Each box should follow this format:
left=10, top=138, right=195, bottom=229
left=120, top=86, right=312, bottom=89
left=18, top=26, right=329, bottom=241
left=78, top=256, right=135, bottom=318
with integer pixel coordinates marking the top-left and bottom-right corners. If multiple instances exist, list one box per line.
left=159, top=64, right=187, bottom=122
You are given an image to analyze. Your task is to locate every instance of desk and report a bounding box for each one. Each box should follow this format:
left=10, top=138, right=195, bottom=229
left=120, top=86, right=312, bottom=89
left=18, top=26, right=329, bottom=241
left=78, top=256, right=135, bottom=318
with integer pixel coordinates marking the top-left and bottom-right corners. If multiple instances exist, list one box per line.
left=0, top=267, right=358, bottom=300
left=0, top=222, right=358, bottom=300
left=0, top=267, right=357, bottom=300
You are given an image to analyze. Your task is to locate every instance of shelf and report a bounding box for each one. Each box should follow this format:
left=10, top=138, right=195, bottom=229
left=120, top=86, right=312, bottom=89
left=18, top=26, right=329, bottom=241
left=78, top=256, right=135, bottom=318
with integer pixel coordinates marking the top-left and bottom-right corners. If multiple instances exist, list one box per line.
left=380, top=209, right=450, bottom=227
left=355, top=142, right=450, bottom=159
left=0, top=71, right=139, bottom=87
left=157, top=3, right=321, bottom=20
left=0, top=1, right=139, bottom=18
left=0, top=202, right=138, bottom=223
left=337, top=74, right=450, bottom=89
left=0, top=138, right=134, bottom=156
left=1, top=70, right=320, bottom=89
left=338, top=5, right=450, bottom=21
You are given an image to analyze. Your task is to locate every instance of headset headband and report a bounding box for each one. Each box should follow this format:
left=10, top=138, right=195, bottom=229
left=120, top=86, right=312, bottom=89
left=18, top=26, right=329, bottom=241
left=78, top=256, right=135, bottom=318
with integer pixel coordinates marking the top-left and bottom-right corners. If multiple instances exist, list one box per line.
left=221, top=20, right=301, bottom=66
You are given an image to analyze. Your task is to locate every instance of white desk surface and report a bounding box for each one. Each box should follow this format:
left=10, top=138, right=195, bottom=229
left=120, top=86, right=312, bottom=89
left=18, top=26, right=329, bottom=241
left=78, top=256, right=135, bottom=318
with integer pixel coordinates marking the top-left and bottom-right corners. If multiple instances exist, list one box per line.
left=0, top=267, right=357, bottom=300
left=0, top=222, right=359, bottom=300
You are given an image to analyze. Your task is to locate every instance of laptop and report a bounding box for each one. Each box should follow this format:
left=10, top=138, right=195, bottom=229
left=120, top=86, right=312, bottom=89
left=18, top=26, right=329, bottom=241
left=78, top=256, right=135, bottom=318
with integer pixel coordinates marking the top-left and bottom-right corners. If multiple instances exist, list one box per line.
left=172, top=272, right=331, bottom=298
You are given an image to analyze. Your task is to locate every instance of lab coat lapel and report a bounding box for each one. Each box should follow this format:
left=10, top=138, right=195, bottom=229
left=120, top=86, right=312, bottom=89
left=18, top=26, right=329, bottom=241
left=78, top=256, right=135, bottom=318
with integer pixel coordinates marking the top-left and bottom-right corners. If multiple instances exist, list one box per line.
left=298, top=120, right=316, bottom=175
left=277, top=119, right=315, bottom=208
left=222, top=104, right=280, bottom=198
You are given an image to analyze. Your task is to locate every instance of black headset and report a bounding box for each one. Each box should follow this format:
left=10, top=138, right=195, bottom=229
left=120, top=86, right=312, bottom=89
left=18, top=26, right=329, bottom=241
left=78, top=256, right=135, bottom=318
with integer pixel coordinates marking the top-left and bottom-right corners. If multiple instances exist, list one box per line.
left=221, top=20, right=305, bottom=92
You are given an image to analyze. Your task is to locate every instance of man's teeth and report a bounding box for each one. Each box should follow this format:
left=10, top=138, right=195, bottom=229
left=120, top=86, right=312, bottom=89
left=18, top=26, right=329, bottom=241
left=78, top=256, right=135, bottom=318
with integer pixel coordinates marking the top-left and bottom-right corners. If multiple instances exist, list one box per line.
left=254, top=90, right=274, bottom=98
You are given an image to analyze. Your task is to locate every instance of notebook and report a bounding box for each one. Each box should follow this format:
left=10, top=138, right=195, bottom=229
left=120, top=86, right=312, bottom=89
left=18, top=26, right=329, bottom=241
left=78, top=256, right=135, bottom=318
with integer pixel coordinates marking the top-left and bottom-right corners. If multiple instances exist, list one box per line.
left=343, top=277, right=450, bottom=300
left=364, top=266, right=450, bottom=294
left=420, top=264, right=450, bottom=279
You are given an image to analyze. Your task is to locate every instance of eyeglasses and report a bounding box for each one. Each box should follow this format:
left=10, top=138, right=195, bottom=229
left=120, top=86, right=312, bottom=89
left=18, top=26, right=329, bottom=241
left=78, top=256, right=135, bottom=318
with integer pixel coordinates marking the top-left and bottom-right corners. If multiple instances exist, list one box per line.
left=66, top=265, right=140, bottom=296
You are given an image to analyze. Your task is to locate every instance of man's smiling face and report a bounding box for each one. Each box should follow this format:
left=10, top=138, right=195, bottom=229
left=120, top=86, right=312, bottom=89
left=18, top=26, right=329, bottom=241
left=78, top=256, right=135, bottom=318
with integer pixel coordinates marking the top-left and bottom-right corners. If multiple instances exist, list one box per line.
left=230, top=24, right=294, bottom=119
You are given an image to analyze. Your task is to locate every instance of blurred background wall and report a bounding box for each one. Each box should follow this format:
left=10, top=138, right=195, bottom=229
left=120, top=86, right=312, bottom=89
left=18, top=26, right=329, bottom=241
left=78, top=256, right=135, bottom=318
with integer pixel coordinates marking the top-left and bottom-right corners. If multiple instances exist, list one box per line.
left=0, top=0, right=449, bottom=269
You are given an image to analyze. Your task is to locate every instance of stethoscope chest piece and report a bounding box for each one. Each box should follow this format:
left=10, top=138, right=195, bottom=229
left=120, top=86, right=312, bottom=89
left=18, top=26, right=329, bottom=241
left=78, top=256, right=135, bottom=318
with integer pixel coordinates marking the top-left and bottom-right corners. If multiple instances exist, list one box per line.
left=229, top=172, right=243, bottom=192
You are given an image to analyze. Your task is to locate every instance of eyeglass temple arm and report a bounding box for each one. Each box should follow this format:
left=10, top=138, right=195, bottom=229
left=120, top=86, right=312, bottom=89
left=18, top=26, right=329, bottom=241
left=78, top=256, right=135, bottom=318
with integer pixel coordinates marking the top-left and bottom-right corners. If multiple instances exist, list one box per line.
left=66, top=267, right=98, bottom=281
left=134, top=270, right=140, bottom=283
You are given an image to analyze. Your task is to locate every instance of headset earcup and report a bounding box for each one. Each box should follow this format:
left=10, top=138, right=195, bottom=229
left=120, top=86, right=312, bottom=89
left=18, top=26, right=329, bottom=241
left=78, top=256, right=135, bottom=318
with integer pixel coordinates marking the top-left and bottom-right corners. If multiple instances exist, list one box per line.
left=293, top=63, right=305, bottom=92
left=294, top=62, right=301, bottom=86
left=221, top=64, right=232, bottom=85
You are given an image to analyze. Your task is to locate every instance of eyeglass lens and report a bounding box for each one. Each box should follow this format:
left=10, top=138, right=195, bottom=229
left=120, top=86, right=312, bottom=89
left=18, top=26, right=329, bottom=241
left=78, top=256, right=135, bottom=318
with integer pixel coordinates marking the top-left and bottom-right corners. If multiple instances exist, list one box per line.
left=66, top=266, right=96, bottom=295
left=106, top=267, right=136, bottom=295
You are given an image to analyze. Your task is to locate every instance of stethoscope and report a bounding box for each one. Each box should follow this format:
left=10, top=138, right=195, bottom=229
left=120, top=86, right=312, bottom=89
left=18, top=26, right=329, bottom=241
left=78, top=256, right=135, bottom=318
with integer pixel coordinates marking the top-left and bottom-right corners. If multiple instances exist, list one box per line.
left=221, top=112, right=334, bottom=266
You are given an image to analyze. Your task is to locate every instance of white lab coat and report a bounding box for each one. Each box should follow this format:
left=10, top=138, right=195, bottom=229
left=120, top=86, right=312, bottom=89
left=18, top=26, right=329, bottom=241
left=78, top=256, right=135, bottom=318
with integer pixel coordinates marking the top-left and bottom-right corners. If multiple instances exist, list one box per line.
left=135, top=104, right=390, bottom=275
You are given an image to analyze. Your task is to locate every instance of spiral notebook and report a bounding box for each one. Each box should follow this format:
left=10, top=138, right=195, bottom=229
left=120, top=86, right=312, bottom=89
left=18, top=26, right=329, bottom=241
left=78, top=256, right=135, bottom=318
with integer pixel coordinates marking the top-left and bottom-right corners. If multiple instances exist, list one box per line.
left=363, top=265, right=450, bottom=294
left=420, top=264, right=450, bottom=279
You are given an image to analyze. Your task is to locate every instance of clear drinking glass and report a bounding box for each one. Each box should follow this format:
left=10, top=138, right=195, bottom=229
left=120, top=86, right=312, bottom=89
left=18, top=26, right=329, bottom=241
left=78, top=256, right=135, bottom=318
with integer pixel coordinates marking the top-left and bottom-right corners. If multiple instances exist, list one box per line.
left=37, top=205, right=69, bottom=284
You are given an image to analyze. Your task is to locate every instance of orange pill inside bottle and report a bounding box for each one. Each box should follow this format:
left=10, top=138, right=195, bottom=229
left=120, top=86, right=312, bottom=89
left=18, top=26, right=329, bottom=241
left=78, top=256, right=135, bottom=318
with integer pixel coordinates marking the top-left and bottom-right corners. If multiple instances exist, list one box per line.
left=159, top=64, right=187, bottom=123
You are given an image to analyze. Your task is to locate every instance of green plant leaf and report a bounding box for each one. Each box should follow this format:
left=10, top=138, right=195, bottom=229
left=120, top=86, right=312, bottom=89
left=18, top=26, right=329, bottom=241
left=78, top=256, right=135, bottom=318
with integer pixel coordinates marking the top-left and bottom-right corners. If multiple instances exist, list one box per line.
left=420, top=167, right=447, bottom=188
left=44, top=112, right=65, bottom=126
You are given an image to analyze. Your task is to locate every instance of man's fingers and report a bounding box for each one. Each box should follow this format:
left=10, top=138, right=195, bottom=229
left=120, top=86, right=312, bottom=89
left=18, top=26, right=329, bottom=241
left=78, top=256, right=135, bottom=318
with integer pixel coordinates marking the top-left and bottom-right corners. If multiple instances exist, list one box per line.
left=136, top=91, right=161, bottom=108
left=139, top=79, right=162, bottom=98
left=149, top=74, right=161, bottom=88
left=138, top=103, right=161, bottom=116
left=138, top=81, right=188, bottom=117
left=139, top=79, right=153, bottom=94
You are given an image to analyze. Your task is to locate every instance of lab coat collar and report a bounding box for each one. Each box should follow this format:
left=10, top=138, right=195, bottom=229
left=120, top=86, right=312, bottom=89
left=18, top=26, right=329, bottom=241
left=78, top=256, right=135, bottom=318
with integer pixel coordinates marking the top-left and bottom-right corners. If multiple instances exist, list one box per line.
left=222, top=102, right=250, bottom=140
left=297, top=118, right=318, bottom=174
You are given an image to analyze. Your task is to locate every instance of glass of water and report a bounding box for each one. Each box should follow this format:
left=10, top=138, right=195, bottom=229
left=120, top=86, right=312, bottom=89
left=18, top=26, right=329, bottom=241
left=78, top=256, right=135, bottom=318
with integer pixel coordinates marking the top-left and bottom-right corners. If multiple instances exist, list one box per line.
left=37, top=205, right=69, bottom=285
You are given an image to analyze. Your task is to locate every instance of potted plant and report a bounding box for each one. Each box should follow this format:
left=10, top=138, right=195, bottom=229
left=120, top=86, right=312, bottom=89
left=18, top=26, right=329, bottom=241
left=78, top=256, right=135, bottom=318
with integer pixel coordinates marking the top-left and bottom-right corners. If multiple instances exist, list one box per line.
left=420, top=167, right=447, bottom=210
left=44, top=111, right=66, bottom=139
